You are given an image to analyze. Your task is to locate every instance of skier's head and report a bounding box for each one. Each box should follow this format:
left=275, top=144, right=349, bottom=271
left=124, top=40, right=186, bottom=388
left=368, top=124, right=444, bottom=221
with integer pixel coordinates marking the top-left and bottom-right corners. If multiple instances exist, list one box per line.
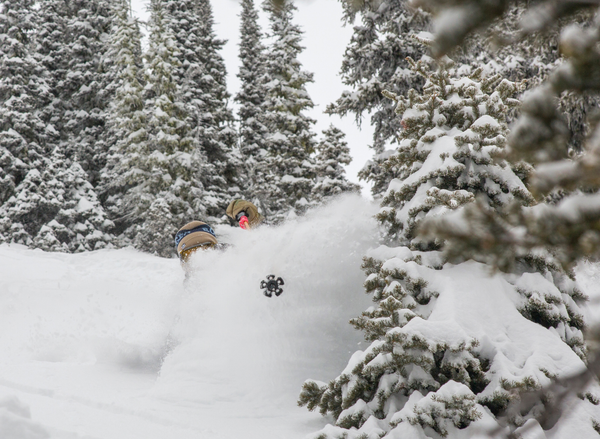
left=175, top=221, right=218, bottom=261
left=235, top=210, right=248, bottom=222
left=226, top=199, right=264, bottom=229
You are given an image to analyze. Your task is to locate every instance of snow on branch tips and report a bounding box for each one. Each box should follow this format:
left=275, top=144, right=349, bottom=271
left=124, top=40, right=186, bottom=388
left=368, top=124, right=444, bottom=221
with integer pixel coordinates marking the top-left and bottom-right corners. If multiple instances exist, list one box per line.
left=412, top=3, right=600, bottom=273
left=413, top=0, right=598, bottom=58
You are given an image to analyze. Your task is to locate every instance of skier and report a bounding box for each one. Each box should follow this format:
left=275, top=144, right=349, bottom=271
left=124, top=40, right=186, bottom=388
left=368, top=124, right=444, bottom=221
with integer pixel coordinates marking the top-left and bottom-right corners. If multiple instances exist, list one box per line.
left=175, top=220, right=218, bottom=264
left=226, top=199, right=264, bottom=230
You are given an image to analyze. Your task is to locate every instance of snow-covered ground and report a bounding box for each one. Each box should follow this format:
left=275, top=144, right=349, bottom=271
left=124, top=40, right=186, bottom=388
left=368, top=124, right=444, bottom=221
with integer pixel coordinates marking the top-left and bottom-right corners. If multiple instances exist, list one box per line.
left=0, top=195, right=379, bottom=439
left=3, top=194, right=600, bottom=439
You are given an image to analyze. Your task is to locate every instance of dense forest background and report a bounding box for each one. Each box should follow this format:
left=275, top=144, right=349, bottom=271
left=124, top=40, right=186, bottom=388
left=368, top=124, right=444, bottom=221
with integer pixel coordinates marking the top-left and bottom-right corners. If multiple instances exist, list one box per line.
left=0, top=0, right=359, bottom=257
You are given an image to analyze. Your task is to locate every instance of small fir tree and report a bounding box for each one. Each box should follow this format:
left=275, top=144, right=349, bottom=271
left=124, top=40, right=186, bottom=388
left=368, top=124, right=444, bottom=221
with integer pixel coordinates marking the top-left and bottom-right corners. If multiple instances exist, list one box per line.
left=261, top=0, right=318, bottom=219
left=312, top=125, right=360, bottom=201
left=0, top=161, right=63, bottom=249
left=0, top=147, right=114, bottom=251
left=374, top=57, right=532, bottom=248
left=133, top=196, right=176, bottom=257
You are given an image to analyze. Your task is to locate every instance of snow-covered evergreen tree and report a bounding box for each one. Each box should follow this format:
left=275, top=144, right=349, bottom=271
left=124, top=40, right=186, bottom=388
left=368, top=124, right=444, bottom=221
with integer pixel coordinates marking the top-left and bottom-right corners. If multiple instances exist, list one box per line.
left=473, top=6, right=597, bottom=154
left=0, top=0, right=113, bottom=252
left=261, top=0, right=318, bottom=218
left=133, top=196, right=177, bottom=258
left=100, top=0, right=144, bottom=147
left=341, top=2, right=593, bottom=198
left=36, top=0, right=114, bottom=186
left=328, top=0, right=430, bottom=163
left=69, top=0, right=114, bottom=185
left=110, top=0, right=206, bottom=257
left=299, top=50, right=596, bottom=438
left=0, top=0, right=52, bottom=207
left=0, top=148, right=114, bottom=252
left=99, top=0, right=148, bottom=237
left=312, top=125, right=360, bottom=201
left=374, top=58, right=531, bottom=247
left=35, top=0, right=71, bottom=126
left=235, top=0, right=271, bottom=212
left=158, top=0, right=241, bottom=218
left=416, top=0, right=600, bottom=280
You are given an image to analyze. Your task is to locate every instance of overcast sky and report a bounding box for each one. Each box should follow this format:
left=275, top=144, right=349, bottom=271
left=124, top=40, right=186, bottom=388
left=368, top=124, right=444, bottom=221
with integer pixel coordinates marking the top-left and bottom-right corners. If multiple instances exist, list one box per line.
left=130, top=0, right=374, bottom=193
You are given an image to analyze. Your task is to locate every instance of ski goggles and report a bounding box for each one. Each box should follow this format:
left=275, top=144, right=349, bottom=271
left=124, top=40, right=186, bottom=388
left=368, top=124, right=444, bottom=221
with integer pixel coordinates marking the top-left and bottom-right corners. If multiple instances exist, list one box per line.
left=179, top=244, right=215, bottom=262
left=174, top=224, right=216, bottom=248
left=235, top=211, right=248, bottom=221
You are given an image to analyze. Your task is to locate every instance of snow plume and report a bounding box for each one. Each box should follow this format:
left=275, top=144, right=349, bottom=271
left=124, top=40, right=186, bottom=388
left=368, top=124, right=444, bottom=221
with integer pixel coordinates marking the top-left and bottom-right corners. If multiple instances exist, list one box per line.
left=0, top=193, right=378, bottom=438
left=155, top=194, right=378, bottom=408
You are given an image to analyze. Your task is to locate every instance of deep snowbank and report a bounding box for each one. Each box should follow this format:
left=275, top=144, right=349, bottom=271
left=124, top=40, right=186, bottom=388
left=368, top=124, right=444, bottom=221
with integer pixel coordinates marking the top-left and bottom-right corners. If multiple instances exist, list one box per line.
left=0, top=194, right=378, bottom=439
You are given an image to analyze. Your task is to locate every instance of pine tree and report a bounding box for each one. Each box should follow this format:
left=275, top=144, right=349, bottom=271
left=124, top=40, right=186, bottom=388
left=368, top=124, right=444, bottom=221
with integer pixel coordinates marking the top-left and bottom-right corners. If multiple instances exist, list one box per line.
left=0, top=0, right=52, bottom=208
left=100, top=0, right=145, bottom=149
left=328, top=1, right=430, bottom=199
left=158, top=0, right=241, bottom=219
left=235, top=0, right=271, bottom=212
left=374, top=57, right=532, bottom=247
left=261, top=0, right=318, bottom=219
left=402, top=5, right=600, bottom=435
left=299, top=50, right=594, bottom=438
left=0, top=0, right=114, bottom=252
left=35, top=0, right=70, bottom=129
left=0, top=160, right=63, bottom=249
left=99, top=0, right=148, bottom=238
left=0, top=147, right=114, bottom=252
left=112, top=0, right=206, bottom=257
left=340, top=2, right=594, bottom=198
left=312, top=125, right=360, bottom=201
left=472, top=6, right=597, bottom=154
left=133, top=196, right=176, bottom=257
left=70, top=0, right=114, bottom=185
left=36, top=0, right=114, bottom=186
left=414, top=1, right=600, bottom=272
left=328, top=0, right=430, bottom=159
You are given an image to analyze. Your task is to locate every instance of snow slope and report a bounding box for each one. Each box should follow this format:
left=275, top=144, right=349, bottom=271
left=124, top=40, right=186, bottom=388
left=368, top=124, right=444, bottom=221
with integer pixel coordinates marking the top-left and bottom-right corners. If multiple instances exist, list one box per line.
left=0, top=195, right=378, bottom=439
left=4, top=193, right=600, bottom=439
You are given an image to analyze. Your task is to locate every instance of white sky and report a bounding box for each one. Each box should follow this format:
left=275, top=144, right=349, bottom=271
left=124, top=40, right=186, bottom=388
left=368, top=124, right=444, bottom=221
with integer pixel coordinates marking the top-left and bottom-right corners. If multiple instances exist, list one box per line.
left=130, top=0, right=374, bottom=193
